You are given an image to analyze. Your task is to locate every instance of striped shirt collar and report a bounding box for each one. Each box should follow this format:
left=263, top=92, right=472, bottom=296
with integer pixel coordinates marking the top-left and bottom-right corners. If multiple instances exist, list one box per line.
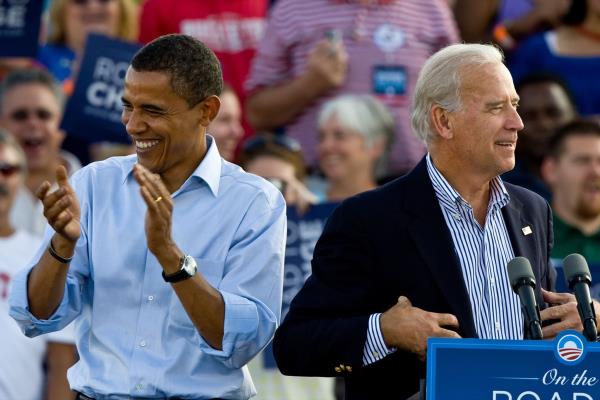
left=426, top=154, right=510, bottom=214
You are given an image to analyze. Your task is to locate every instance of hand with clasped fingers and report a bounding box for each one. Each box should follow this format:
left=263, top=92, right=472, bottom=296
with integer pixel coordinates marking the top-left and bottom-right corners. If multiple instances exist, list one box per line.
left=380, top=296, right=461, bottom=361
left=541, top=289, right=600, bottom=339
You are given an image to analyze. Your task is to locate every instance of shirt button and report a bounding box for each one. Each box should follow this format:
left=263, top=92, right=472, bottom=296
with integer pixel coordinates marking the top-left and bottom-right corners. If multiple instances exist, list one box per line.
left=148, top=295, right=154, bottom=301
left=139, top=340, right=147, bottom=347
left=135, top=384, right=143, bottom=390
left=453, top=213, right=461, bottom=221
left=373, top=351, right=380, bottom=358
left=495, top=321, right=501, bottom=331
left=490, top=277, right=495, bottom=285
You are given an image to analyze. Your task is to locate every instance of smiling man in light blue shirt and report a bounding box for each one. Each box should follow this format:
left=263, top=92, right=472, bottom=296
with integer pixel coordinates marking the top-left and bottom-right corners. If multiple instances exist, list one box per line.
left=9, top=34, right=286, bottom=400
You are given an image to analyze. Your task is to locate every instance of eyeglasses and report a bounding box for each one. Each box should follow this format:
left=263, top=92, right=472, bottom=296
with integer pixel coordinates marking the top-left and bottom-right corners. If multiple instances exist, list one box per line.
left=9, top=108, right=54, bottom=122
left=71, top=0, right=114, bottom=5
left=0, top=163, right=22, bottom=178
left=242, top=135, right=302, bottom=153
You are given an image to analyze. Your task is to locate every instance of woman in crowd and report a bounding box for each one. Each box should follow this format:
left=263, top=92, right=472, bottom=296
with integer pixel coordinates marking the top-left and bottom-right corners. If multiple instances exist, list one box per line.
left=509, top=0, right=600, bottom=116
left=312, top=94, right=394, bottom=202
left=39, top=0, right=138, bottom=93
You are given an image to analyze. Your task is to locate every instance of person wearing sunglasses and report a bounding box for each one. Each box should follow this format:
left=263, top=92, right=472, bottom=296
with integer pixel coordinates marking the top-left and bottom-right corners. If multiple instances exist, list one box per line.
left=10, top=34, right=286, bottom=400
left=239, top=134, right=317, bottom=215
left=0, top=67, right=81, bottom=237
left=0, top=130, right=76, bottom=400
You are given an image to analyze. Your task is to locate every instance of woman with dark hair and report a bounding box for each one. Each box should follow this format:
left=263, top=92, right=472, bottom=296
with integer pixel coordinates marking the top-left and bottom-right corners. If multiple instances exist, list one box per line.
left=509, top=0, right=600, bottom=116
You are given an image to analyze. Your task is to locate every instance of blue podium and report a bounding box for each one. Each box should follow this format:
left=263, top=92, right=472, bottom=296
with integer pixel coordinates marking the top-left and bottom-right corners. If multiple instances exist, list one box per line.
left=426, top=331, right=600, bottom=399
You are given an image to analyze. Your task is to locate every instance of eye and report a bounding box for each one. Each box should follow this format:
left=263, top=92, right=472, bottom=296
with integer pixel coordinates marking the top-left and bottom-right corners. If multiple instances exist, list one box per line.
left=122, top=102, right=133, bottom=111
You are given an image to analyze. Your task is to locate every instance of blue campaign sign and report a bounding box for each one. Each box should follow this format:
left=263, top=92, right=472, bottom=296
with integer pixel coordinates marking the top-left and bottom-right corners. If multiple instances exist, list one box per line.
left=0, top=0, right=43, bottom=57
left=263, top=202, right=339, bottom=368
left=61, top=34, right=141, bottom=144
left=427, top=331, right=600, bottom=399
left=552, top=258, right=600, bottom=300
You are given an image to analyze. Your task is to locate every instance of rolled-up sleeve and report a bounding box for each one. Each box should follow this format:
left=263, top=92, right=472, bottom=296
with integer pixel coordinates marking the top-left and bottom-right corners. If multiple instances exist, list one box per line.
left=9, top=172, right=91, bottom=337
left=199, top=191, right=286, bottom=368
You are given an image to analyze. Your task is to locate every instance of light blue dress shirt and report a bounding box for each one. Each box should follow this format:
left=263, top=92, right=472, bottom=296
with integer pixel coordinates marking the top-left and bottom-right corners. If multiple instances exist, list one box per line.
left=10, top=137, right=287, bottom=399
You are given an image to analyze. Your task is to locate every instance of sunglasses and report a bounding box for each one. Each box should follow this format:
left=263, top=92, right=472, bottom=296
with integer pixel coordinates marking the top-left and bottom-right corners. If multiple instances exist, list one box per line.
left=0, top=163, right=22, bottom=178
left=71, top=0, right=114, bottom=5
left=9, top=108, right=54, bottom=122
left=242, top=135, right=302, bottom=153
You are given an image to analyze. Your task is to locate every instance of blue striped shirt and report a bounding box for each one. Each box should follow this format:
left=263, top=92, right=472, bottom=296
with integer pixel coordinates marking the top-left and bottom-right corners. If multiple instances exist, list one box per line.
left=363, top=154, right=523, bottom=365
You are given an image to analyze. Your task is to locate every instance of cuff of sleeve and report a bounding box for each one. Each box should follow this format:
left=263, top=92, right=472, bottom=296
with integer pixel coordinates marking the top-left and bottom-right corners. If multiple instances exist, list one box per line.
left=8, top=268, right=73, bottom=337
left=198, top=291, right=260, bottom=358
left=362, top=313, right=396, bottom=366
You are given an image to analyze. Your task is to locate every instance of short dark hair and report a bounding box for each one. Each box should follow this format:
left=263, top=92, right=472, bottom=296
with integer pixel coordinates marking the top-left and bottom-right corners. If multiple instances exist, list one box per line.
left=548, top=118, right=600, bottom=158
left=562, top=0, right=586, bottom=26
left=516, top=72, right=577, bottom=108
left=131, top=34, right=223, bottom=106
left=0, top=67, right=64, bottom=113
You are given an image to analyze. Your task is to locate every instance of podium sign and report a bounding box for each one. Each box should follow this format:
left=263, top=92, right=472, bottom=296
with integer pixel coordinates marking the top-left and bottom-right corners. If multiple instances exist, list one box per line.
left=427, top=331, right=600, bottom=399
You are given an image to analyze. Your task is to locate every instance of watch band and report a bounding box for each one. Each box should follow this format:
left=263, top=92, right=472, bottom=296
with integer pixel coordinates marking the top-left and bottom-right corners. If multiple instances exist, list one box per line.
left=162, top=268, right=193, bottom=283
left=162, top=255, right=195, bottom=283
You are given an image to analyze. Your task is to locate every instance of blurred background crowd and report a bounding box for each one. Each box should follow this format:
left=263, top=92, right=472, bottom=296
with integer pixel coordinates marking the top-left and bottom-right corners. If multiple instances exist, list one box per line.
left=1, top=0, right=600, bottom=399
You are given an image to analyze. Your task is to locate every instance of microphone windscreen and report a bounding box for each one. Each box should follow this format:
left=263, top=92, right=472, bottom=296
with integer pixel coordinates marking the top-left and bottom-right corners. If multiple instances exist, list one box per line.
left=507, top=257, right=535, bottom=288
left=563, top=253, right=592, bottom=283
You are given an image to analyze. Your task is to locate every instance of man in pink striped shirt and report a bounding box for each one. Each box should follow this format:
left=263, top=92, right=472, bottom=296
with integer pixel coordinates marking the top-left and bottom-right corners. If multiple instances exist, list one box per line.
left=245, top=0, right=459, bottom=177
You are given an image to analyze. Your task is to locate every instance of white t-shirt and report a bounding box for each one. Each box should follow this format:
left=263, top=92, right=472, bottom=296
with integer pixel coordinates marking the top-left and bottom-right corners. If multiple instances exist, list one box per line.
left=0, top=230, right=46, bottom=400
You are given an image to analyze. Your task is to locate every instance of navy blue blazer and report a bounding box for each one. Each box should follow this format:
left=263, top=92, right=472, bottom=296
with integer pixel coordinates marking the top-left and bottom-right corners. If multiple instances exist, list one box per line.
left=273, top=158, right=556, bottom=400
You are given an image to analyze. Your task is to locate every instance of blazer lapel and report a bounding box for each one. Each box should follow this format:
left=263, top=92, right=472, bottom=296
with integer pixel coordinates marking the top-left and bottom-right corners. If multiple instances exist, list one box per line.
left=402, top=160, right=478, bottom=338
left=502, top=194, right=538, bottom=271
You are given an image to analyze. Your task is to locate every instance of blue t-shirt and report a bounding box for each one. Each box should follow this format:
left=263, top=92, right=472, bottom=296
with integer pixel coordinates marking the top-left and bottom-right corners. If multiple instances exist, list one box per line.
left=509, top=32, right=600, bottom=116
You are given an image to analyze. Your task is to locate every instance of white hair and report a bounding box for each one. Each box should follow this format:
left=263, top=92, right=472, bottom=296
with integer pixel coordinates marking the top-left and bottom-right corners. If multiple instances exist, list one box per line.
left=317, top=94, right=394, bottom=148
left=411, top=43, right=504, bottom=144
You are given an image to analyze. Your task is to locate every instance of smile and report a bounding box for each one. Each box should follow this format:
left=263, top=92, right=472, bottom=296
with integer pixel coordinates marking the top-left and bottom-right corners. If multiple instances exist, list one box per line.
left=136, top=140, right=159, bottom=151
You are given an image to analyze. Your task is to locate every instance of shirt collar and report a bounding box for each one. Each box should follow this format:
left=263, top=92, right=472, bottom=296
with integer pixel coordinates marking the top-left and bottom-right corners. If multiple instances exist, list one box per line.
left=426, top=153, right=510, bottom=211
left=123, top=135, right=221, bottom=197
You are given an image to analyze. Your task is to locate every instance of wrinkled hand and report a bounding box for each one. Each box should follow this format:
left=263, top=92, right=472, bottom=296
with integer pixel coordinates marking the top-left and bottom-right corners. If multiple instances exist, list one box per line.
left=540, top=289, right=597, bottom=338
left=133, top=164, right=175, bottom=255
left=36, top=166, right=81, bottom=243
left=380, top=296, right=461, bottom=361
left=305, top=39, right=349, bottom=92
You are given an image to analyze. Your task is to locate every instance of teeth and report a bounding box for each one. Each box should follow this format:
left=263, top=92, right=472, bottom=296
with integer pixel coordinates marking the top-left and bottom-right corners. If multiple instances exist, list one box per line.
left=136, top=140, right=159, bottom=149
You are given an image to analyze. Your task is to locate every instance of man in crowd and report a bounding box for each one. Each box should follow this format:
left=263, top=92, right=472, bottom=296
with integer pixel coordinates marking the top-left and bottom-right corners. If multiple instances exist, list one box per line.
left=542, top=119, right=600, bottom=263
left=0, top=68, right=81, bottom=236
left=503, top=73, right=577, bottom=199
left=10, top=34, right=286, bottom=399
left=0, top=129, right=74, bottom=400
left=272, top=43, right=598, bottom=399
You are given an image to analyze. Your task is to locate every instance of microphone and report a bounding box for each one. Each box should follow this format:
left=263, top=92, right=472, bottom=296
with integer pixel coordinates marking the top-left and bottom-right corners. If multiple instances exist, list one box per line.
left=563, top=254, right=598, bottom=342
left=507, top=257, right=543, bottom=340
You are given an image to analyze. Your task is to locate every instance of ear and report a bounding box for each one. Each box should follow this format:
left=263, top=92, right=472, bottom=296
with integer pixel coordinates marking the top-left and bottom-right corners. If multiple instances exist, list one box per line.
left=197, top=95, right=221, bottom=127
left=430, top=104, right=453, bottom=140
left=540, top=156, right=557, bottom=187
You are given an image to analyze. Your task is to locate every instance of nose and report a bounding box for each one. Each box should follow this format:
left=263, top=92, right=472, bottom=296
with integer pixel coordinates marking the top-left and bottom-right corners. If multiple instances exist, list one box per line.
left=508, top=106, right=524, bottom=132
left=122, top=109, right=145, bottom=136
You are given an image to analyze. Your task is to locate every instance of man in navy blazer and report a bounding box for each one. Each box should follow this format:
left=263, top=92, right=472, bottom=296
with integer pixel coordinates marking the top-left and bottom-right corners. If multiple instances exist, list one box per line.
left=273, top=44, right=600, bottom=400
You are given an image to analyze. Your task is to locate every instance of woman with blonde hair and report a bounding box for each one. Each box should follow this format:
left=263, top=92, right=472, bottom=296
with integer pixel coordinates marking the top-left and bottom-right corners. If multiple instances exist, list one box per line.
left=39, top=0, right=138, bottom=92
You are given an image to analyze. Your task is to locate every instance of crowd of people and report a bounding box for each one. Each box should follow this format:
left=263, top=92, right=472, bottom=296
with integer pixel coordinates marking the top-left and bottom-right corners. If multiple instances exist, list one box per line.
left=2, top=0, right=600, bottom=399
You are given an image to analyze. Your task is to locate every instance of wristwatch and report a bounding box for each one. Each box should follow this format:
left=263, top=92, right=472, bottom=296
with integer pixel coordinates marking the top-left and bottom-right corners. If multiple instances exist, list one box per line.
left=162, top=255, right=197, bottom=283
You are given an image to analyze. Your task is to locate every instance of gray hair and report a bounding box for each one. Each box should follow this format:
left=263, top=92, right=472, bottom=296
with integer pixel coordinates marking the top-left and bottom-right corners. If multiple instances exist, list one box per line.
left=0, top=68, right=65, bottom=114
left=0, top=128, right=26, bottom=170
left=411, top=43, right=504, bottom=144
left=317, top=94, right=394, bottom=148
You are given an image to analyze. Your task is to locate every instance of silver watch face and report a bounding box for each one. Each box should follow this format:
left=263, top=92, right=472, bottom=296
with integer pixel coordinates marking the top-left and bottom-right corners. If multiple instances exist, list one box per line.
left=182, top=255, right=197, bottom=276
